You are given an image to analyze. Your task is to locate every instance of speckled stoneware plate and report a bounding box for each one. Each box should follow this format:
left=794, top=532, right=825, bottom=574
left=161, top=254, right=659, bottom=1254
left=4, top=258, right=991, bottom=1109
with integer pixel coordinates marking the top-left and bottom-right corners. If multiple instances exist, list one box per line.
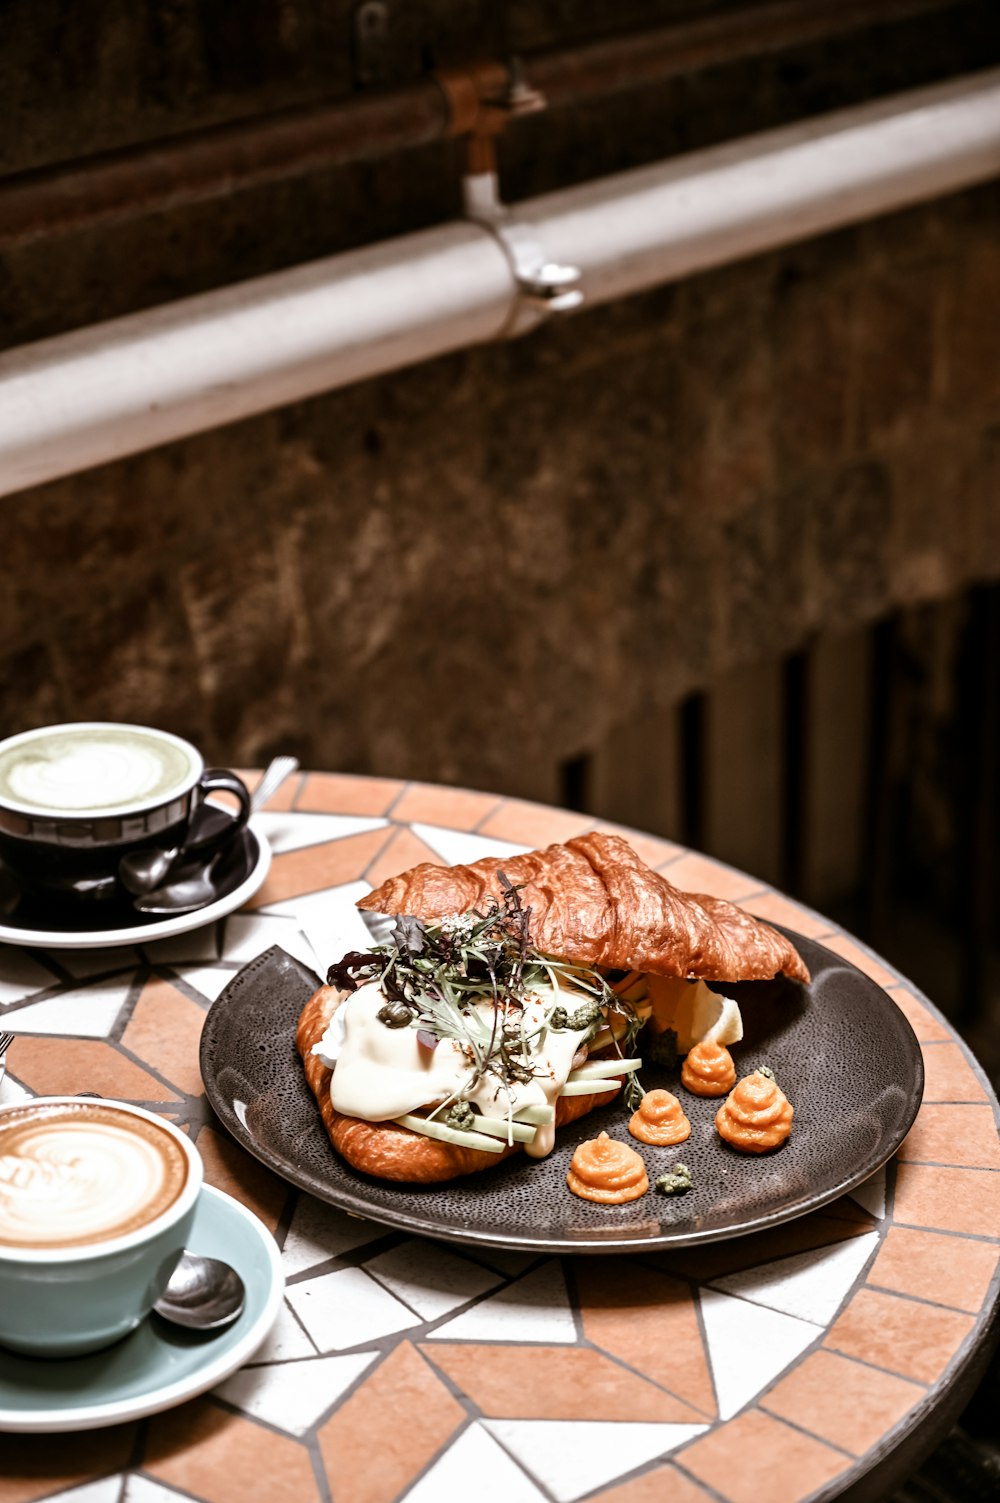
left=200, top=935, right=924, bottom=1255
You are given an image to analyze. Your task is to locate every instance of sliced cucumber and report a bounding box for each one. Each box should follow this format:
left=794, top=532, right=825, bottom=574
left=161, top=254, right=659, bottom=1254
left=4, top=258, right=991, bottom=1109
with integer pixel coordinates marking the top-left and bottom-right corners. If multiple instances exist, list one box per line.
left=567, top=1057, right=641, bottom=1081
left=512, top=1103, right=556, bottom=1125
left=470, top=1116, right=538, bottom=1144
left=558, top=1078, right=621, bottom=1096
left=589, top=1004, right=651, bottom=1053
left=395, top=1113, right=505, bottom=1153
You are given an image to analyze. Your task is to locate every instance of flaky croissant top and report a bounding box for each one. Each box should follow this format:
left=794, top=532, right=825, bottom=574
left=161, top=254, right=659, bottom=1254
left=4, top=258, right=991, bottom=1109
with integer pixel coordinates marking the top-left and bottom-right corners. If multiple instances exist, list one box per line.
left=358, top=831, right=810, bottom=984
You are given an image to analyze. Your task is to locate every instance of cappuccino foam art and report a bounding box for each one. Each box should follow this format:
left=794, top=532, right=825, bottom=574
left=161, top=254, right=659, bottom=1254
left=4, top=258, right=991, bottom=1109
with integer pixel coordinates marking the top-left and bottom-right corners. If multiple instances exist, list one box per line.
left=0, top=1101, right=189, bottom=1249
left=0, top=724, right=198, bottom=816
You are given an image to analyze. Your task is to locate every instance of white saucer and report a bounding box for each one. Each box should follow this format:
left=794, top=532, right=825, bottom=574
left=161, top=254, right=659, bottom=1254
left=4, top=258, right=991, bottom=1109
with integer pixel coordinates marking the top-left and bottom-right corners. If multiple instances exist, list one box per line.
left=0, top=825, right=271, bottom=950
left=0, top=1185, right=284, bottom=1432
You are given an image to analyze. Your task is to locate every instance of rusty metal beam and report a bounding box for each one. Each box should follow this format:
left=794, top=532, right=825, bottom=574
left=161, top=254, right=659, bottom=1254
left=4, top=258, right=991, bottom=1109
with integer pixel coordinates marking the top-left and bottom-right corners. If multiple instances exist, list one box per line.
left=0, top=0, right=975, bottom=250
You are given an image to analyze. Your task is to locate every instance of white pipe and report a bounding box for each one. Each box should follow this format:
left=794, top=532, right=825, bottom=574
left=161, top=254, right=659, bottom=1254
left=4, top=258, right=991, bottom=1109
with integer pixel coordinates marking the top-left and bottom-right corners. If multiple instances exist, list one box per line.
left=528, top=67, right=1000, bottom=304
left=1, top=68, right=999, bottom=499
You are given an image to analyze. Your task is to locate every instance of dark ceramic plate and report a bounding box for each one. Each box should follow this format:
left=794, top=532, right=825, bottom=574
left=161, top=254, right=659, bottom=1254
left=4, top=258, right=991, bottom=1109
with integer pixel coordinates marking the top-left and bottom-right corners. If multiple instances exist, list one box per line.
left=200, top=934, right=924, bottom=1254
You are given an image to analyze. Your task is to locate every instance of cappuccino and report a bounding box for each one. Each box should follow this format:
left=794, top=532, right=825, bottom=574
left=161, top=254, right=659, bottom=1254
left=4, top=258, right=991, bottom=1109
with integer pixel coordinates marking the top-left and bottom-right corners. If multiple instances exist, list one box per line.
left=0, top=1100, right=189, bottom=1250
left=0, top=723, right=198, bottom=817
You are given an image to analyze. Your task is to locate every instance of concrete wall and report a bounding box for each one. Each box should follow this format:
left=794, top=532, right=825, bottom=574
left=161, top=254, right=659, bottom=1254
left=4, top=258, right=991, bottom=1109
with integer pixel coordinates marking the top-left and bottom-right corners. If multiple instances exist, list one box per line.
left=2, top=1, right=999, bottom=808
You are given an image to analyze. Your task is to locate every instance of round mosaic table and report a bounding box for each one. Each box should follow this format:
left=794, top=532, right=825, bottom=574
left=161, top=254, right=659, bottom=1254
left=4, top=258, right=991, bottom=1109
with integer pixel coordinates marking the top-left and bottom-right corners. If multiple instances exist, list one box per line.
left=1, top=772, right=998, bottom=1503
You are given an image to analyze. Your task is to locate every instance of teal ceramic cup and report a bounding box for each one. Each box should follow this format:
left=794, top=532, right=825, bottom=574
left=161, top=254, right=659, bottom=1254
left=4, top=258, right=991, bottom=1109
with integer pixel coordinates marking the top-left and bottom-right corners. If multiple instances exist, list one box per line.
left=0, top=1098, right=203, bottom=1357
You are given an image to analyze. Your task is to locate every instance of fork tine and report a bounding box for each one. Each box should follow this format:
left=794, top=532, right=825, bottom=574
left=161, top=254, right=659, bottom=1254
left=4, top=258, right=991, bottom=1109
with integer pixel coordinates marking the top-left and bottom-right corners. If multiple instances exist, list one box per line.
left=0, top=1031, right=14, bottom=1091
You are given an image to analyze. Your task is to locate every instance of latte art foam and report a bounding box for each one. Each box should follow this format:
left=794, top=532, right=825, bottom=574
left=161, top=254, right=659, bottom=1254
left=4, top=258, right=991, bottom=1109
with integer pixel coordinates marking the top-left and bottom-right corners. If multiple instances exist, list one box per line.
left=0, top=1103, right=188, bottom=1249
left=0, top=726, right=196, bottom=814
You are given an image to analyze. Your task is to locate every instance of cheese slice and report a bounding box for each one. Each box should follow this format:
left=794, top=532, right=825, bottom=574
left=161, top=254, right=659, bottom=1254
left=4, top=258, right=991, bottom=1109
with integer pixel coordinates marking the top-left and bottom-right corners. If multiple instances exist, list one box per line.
left=646, top=974, right=743, bottom=1053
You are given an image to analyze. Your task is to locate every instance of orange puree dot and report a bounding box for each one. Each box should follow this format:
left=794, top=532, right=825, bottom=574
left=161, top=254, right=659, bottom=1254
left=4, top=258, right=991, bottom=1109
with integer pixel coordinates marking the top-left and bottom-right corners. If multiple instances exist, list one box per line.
left=681, top=1040, right=737, bottom=1097
left=566, top=1131, right=649, bottom=1203
left=716, top=1070, right=794, bottom=1153
left=629, top=1089, right=691, bottom=1146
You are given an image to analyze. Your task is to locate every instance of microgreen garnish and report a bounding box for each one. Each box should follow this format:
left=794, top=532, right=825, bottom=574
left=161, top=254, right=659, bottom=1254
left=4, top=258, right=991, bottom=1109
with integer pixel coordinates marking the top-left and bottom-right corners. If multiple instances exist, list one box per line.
left=327, top=875, right=643, bottom=1104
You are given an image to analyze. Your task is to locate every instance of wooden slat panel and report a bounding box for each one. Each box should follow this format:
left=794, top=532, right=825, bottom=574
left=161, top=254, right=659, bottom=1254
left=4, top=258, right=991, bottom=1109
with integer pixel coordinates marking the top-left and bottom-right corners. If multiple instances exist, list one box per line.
left=804, top=628, right=872, bottom=907
left=703, top=659, right=783, bottom=887
left=588, top=706, right=682, bottom=843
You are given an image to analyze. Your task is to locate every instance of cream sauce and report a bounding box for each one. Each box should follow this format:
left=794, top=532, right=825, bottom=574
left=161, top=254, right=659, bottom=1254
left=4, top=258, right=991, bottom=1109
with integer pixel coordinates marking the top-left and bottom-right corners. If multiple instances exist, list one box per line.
left=318, top=979, right=598, bottom=1159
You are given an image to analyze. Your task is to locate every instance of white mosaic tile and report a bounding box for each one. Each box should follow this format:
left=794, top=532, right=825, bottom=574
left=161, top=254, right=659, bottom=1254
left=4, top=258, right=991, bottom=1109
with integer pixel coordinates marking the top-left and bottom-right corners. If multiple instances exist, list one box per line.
left=124, top=1478, right=191, bottom=1503
left=244, top=1299, right=318, bottom=1362
left=54, top=946, right=140, bottom=979
left=466, top=1247, right=540, bottom=1278
left=365, top=1240, right=503, bottom=1321
left=175, top=964, right=241, bottom=1002
left=286, top=1264, right=421, bottom=1352
left=484, top=1419, right=708, bottom=1502
left=254, top=811, right=386, bottom=854
left=403, top=1422, right=547, bottom=1503
left=708, top=1232, right=880, bottom=1327
left=0, top=1072, right=32, bottom=1105
left=282, top=1194, right=385, bottom=1276
left=216, top=1349, right=378, bottom=1434
left=427, top=1260, right=577, bottom=1345
left=42, top=1478, right=124, bottom=1503
left=220, top=912, right=317, bottom=968
left=850, top=1165, right=887, bottom=1219
left=0, top=950, right=57, bottom=1005
left=260, top=882, right=373, bottom=974
left=699, top=1288, right=821, bottom=1420
left=3, top=976, right=135, bottom=1037
left=141, top=929, right=219, bottom=964
left=410, top=824, right=529, bottom=867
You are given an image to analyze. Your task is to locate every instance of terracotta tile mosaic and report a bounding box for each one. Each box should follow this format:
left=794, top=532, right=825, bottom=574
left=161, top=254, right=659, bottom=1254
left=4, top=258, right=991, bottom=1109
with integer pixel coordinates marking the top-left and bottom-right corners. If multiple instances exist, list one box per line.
left=145, top=1398, right=320, bottom=1503
left=195, top=1123, right=289, bottom=1233
left=892, top=1161, right=1000, bottom=1238
left=477, top=799, right=595, bottom=847
left=918, top=1042, right=990, bottom=1103
left=824, top=1287, right=975, bottom=1384
left=237, top=767, right=302, bottom=812
left=6, top=1035, right=181, bottom=1103
left=575, top=1259, right=717, bottom=1418
left=743, top=891, right=833, bottom=939
left=317, top=1341, right=466, bottom=1503
left=897, top=1103, right=1000, bottom=1168
left=678, top=1409, right=850, bottom=1503
left=663, top=1211, right=876, bottom=1282
left=867, top=1226, right=1000, bottom=1314
left=884, top=984, right=952, bottom=1042
left=363, top=826, right=444, bottom=890
left=590, top=822, right=684, bottom=869
left=760, top=1348, right=925, bottom=1455
left=389, top=782, right=502, bottom=830
left=816, top=933, right=899, bottom=987
left=123, top=976, right=207, bottom=1098
left=296, top=772, right=405, bottom=816
left=656, top=852, right=762, bottom=902
left=0, top=1424, right=136, bottom=1503
left=247, top=827, right=391, bottom=907
left=590, top=1463, right=716, bottom=1503
left=421, top=1342, right=707, bottom=1422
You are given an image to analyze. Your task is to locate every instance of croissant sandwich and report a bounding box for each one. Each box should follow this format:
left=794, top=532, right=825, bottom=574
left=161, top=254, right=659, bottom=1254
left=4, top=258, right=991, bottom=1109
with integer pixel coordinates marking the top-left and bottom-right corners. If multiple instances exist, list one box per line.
left=297, top=832, right=809, bottom=1183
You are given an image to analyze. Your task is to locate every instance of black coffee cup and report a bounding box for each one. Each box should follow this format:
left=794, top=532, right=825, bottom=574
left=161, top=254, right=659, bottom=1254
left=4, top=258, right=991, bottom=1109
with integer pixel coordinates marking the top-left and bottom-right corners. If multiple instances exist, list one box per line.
left=0, top=722, right=251, bottom=908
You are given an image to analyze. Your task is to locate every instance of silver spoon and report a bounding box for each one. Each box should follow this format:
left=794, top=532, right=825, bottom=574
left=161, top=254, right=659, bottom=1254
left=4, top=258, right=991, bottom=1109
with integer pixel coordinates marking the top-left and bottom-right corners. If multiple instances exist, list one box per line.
left=122, top=755, right=298, bottom=897
left=154, top=1250, right=246, bottom=1331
